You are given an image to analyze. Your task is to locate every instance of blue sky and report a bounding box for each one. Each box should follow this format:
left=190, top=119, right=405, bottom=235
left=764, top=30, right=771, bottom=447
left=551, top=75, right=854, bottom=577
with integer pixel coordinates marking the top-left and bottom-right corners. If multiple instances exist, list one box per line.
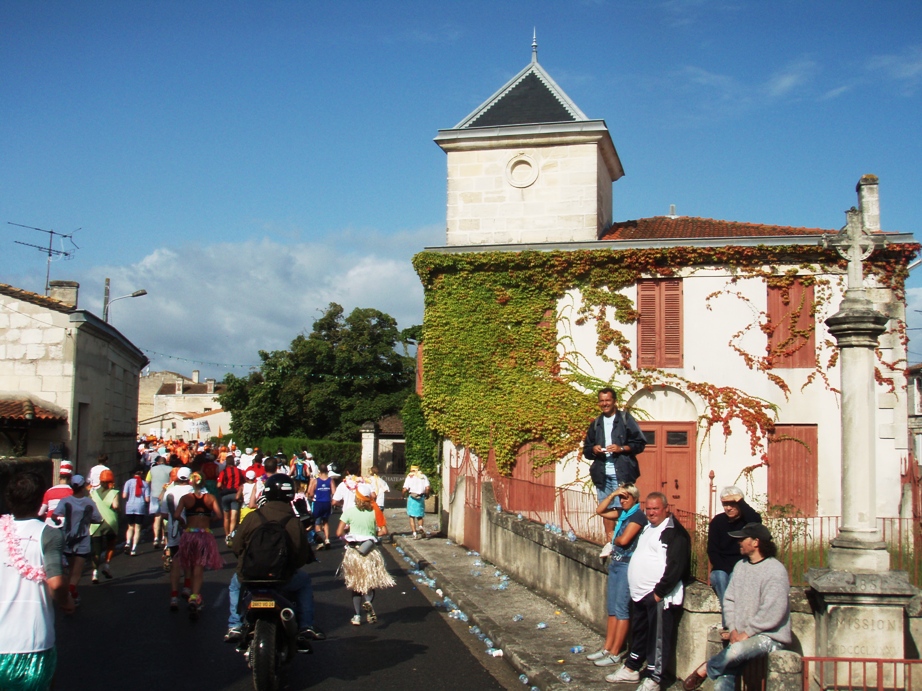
left=2, top=1, right=921, bottom=378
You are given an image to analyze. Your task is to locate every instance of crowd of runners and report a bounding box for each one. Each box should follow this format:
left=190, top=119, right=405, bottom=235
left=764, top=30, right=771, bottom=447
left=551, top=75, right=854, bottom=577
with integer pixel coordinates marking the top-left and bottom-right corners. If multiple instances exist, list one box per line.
left=34, top=439, right=432, bottom=618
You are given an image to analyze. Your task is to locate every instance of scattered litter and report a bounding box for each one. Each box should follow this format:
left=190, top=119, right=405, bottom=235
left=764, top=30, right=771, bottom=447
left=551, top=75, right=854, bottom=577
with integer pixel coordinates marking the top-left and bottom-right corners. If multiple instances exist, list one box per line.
left=495, top=504, right=502, bottom=512
left=466, top=550, right=480, bottom=556
left=567, top=529, right=577, bottom=542
left=518, top=674, right=529, bottom=685
left=470, top=570, right=482, bottom=577
left=486, top=648, right=503, bottom=657
left=570, top=645, right=584, bottom=654
left=560, top=671, right=572, bottom=682
left=536, top=622, right=548, bottom=630
left=512, top=614, right=524, bottom=622
left=483, top=638, right=493, bottom=648
left=516, top=513, right=524, bottom=521
left=469, top=625, right=481, bottom=635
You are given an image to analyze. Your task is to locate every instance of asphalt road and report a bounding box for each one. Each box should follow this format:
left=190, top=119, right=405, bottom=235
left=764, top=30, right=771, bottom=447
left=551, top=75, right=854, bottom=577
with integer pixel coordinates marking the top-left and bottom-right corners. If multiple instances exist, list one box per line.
left=52, top=518, right=518, bottom=691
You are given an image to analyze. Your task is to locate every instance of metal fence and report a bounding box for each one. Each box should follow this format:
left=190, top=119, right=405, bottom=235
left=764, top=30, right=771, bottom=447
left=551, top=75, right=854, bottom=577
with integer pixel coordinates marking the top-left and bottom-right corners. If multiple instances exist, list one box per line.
left=802, top=657, right=922, bottom=690
left=490, top=475, right=922, bottom=587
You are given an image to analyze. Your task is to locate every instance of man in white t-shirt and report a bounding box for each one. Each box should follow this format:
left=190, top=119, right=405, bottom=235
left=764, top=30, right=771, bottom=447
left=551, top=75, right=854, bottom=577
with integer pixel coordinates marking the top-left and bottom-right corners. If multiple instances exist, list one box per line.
left=238, top=448, right=256, bottom=472
left=331, top=469, right=361, bottom=512
left=88, top=454, right=111, bottom=490
left=161, top=467, right=195, bottom=610
left=0, top=471, right=74, bottom=689
left=607, top=492, right=690, bottom=690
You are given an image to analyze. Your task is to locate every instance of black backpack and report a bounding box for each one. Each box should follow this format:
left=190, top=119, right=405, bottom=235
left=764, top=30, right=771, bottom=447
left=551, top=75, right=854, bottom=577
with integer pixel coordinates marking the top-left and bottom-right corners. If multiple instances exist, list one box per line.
left=239, top=512, right=296, bottom=582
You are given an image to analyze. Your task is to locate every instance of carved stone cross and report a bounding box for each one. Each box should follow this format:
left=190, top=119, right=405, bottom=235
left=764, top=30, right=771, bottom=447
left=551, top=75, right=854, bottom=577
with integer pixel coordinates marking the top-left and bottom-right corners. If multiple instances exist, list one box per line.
left=823, top=207, right=887, bottom=292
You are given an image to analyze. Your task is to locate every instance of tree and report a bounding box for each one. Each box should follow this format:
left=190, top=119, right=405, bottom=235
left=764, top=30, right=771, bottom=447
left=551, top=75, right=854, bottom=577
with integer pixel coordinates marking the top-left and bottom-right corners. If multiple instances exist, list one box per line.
left=219, top=303, right=417, bottom=442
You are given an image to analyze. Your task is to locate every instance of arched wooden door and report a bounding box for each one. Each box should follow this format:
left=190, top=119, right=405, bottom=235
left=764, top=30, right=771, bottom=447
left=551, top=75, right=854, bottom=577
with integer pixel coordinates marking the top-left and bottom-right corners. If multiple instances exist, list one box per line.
left=634, top=421, right=697, bottom=516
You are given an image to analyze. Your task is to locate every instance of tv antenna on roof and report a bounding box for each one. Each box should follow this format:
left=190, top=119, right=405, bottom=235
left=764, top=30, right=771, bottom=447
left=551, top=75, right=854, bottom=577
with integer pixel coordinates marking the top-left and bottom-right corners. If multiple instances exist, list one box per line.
left=7, top=221, right=80, bottom=296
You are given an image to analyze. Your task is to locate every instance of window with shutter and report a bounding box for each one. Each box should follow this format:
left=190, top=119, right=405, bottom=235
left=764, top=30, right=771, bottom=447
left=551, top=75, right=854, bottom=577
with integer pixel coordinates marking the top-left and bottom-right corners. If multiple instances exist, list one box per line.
left=637, top=279, right=683, bottom=368
left=767, top=280, right=815, bottom=368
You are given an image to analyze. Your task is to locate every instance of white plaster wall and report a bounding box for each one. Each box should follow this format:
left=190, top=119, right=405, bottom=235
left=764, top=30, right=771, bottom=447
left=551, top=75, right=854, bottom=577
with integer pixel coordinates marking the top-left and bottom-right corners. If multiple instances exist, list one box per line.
left=445, top=144, right=605, bottom=246
left=153, top=393, right=221, bottom=416
left=554, top=268, right=908, bottom=518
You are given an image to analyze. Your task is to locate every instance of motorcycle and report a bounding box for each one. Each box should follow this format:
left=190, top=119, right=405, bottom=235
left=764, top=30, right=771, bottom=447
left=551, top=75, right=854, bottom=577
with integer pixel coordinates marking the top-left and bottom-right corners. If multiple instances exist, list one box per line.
left=234, top=583, right=302, bottom=691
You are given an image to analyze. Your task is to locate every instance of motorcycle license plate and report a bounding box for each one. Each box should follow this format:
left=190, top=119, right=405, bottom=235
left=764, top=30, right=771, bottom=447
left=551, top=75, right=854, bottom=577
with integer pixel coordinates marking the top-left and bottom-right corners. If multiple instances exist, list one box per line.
left=250, top=599, right=275, bottom=609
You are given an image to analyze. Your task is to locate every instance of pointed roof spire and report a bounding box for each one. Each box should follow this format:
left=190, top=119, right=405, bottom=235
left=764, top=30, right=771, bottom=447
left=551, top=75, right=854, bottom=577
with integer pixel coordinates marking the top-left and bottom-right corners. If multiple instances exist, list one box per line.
left=532, top=28, right=537, bottom=63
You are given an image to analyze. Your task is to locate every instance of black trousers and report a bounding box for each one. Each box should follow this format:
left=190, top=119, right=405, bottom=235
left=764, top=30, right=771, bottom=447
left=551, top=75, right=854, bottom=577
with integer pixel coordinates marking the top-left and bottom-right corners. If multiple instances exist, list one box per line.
left=625, top=592, right=677, bottom=683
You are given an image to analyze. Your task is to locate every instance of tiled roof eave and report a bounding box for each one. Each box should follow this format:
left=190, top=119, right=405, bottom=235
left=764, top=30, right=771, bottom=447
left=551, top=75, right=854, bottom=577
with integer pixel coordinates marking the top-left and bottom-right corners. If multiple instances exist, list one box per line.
left=423, top=232, right=917, bottom=255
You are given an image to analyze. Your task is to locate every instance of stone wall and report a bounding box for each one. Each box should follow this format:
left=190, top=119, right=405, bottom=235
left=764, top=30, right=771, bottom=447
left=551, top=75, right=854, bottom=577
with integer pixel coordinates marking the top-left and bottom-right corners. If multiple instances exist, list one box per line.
left=465, top=481, right=921, bottom=683
left=444, top=142, right=607, bottom=246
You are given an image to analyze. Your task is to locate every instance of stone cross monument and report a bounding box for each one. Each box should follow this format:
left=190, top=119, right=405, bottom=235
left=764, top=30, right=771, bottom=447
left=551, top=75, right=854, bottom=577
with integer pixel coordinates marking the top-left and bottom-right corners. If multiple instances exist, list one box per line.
left=807, top=176, right=914, bottom=683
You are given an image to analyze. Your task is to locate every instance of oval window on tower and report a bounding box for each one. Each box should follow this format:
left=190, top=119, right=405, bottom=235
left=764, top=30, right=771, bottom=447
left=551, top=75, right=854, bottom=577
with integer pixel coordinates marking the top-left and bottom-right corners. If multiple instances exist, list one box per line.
left=505, top=153, right=539, bottom=188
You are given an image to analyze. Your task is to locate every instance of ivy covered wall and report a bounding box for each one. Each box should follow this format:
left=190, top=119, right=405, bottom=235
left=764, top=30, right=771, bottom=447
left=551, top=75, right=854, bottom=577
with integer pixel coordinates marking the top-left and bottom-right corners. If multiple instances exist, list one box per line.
left=413, top=244, right=917, bottom=477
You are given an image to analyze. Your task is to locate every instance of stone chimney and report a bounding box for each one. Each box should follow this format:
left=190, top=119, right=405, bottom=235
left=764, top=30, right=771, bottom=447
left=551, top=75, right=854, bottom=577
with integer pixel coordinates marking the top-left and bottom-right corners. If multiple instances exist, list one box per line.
left=175, top=380, right=184, bottom=395
left=48, top=280, right=79, bottom=308
left=192, top=370, right=200, bottom=384
left=205, top=378, right=215, bottom=394
left=857, top=174, right=880, bottom=232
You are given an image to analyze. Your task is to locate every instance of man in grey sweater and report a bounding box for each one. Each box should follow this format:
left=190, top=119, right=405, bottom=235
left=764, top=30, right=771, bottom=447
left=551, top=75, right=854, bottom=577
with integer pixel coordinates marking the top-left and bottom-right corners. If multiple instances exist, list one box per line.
left=683, top=522, right=791, bottom=691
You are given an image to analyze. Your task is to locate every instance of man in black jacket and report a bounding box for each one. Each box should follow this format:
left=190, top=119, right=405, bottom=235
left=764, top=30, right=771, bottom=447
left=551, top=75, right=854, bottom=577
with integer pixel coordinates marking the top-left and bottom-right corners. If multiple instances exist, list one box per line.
left=582, top=387, right=647, bottom=535
left=707, top=485, right=762, bottom=624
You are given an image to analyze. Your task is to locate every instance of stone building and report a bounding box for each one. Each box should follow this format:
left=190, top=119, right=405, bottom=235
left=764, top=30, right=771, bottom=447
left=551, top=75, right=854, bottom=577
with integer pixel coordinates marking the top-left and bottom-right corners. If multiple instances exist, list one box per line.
left=137, top=370, right=229, bottom=440
left=419, top=48, right=918, bottom=525
left=0, top=280, right=148, bottom=476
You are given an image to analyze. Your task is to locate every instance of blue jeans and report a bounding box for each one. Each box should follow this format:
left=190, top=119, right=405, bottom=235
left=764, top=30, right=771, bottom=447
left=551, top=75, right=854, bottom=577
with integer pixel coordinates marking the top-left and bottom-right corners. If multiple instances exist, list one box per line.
left=596, top=475, right=621, bottom=508
left=227, top=570, right=315, bottom=630
left=709, top=570, right=731, bottom=626
left=707, top=633, right=781, bottom=691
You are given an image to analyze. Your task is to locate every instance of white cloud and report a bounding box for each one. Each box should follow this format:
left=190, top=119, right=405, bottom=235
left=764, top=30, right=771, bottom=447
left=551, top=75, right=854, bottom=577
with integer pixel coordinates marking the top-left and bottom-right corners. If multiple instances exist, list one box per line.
left=81, top=225, right=442, bottom=380
left=762, top=59, right=818, bottom=99
left=866, top=46, right=922, bottom=95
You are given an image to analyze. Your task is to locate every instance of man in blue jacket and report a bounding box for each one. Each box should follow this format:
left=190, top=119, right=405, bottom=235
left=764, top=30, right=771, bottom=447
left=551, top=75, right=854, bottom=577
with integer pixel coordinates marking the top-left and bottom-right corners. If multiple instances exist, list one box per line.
left=583, top=387, right=647, bottom=536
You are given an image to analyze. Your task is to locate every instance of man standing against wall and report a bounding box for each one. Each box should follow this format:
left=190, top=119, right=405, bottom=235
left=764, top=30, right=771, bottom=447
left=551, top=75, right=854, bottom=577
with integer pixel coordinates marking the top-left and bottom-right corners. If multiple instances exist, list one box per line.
left=683, top=522, right=790, bottom=691
left=583, top=387, right=647, bottom=536
left=607, top=492, right=690, bottom=691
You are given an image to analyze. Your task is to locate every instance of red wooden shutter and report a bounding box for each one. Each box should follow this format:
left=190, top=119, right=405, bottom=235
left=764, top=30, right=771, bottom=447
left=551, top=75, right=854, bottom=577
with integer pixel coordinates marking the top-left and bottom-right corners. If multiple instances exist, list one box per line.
left=662, top=279, right=683, bottom=367
left=767, top=424, right=818, bottom=515
left=638, top=281, right=659, bottom=367
left=767, top=280, right=815, bottom=368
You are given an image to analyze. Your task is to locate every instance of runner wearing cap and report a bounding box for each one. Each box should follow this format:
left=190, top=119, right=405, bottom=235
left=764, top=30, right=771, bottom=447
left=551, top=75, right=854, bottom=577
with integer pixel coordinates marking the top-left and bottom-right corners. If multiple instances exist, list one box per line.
left=162, top=467, right=194, bottom=610
left=39, top=461, right=74, bottom=523
left=52, top=475, right=102, bottom=606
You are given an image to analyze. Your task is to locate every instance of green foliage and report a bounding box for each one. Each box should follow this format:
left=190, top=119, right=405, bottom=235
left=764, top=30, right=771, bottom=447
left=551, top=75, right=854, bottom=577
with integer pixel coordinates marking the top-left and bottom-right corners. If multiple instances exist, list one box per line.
left=402, top=392, right=441, bottom=493
left=252, top=436, right=361, bottom=471
left=413, top=243, right=917, bottom=475
left=218, top=303, right=418, bottom=442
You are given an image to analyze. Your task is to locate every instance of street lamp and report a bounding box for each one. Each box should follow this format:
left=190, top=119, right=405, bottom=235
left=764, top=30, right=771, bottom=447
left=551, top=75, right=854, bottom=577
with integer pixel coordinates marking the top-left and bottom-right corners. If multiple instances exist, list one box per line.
left=103, top=280, right=147, bottom=323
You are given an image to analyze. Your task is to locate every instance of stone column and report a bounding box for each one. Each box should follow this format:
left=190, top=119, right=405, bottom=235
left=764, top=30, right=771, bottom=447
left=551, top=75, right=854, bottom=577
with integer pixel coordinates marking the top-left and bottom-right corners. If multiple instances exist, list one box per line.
left=807, top=178, right=915, bottom=683
left=824, top=294, right=889, bottom=571
left=360, top=421, right=377, bottom=477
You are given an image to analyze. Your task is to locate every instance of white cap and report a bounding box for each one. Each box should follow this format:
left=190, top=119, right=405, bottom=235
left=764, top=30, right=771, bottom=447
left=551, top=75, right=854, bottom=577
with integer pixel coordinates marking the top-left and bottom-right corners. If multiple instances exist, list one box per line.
left=176, top=467, right=192, bottom=481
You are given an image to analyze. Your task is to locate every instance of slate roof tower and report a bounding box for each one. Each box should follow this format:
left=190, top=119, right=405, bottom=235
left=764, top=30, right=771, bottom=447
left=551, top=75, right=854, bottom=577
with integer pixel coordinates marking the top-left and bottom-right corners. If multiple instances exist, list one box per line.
left=435, top=39, right=623, bottom=246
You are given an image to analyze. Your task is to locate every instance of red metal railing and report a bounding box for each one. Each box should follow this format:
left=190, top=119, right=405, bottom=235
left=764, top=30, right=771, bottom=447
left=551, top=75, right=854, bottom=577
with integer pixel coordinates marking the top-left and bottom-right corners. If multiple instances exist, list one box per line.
left=803, top=657, right=922, bottom=690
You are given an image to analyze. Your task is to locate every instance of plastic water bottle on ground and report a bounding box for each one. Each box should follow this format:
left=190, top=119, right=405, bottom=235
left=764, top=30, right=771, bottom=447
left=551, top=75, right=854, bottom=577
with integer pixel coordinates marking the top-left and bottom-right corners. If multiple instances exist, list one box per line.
left=536, top=622, right=548, bottom=629
left=512, top=614, right=524, bottom=622
left=570, top=645, right=584, bottom=653
left=483, top=638, right=493, bottom=648
left=567, top=529, right=577, bottom=542
left=560, top=671, right=572, bottom=682
left=469, top=625, right=481, bottom=635
left=518, top=674, right=529, bottom=684
left=495, top=503, right=502, bottom=512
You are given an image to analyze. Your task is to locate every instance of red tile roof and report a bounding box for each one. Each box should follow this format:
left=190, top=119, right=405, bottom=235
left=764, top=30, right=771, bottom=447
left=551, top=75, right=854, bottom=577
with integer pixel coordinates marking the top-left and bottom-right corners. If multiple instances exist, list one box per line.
left=0, top=397, right=68, bottom=421
left=377, top=414, right=404, bottom=436
left=601, top=216, right=836, bottom=241
left=0, top=283, right=73, bottom=313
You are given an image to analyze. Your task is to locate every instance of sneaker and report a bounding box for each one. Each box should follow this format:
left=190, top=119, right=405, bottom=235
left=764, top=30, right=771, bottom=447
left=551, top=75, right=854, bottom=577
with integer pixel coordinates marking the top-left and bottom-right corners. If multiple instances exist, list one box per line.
left=169, top=596, right=180, bottom=611
left=188, top=594, right=203, bottom=611
left=636, top=678, right=660, bottom=691
left=587, top=648, right=610, bottom=661
left=298, top=625, right=326, bottom=641
left=363, top=600, right=377, bottom=623
left=224, top=626, right=243, bottom=643
left=129, top=547, right=138, bottom=556
left=72, top=594, right=81, bottom=607
left=605, top=665, right=640, bottom=684
left=595, top=652, right=625, bottom=667
left=350, top=615, right=362, bottom=626
left=324, top=539, right=330, bottom=547
left=91, top=570, right=99, bottom=584
left=101, top=563, right=113, bottom=579
left=412, top=531, right=420, bottom=540
left=181, top=587, right=192, bottom=600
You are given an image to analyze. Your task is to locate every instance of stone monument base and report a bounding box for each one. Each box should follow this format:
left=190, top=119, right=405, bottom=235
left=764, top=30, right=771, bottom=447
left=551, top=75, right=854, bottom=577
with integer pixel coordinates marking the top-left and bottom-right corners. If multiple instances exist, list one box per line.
left=807, top=568, right=916, bottom=688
